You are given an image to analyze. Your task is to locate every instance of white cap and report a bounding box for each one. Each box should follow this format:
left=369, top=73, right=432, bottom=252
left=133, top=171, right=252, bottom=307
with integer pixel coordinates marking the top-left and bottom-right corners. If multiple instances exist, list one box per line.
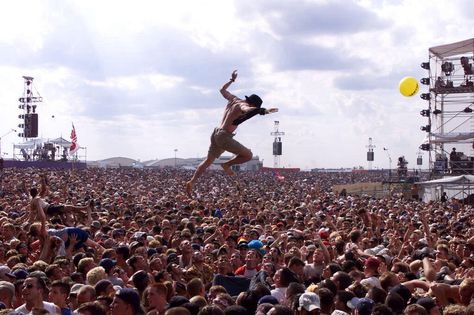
left=299, top=292, right=320, bottom=312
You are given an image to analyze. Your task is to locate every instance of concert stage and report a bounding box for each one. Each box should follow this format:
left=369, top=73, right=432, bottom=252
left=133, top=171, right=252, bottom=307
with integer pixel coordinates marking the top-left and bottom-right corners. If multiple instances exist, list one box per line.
left=2, top=159, right=87, bottom=170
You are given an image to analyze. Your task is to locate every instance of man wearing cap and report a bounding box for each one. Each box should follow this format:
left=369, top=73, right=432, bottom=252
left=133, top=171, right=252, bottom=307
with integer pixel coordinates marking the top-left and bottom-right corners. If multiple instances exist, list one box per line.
left=186, top=70, right=278, bottom=195
left=360, top=257, right=382, bottom=289
left=0, top=265, right=16, bottom=282
left=100, top=258, right=124, bottom=286
left=298, top=292, right=321, bottom=315
left=346, top=297, right=374, bottom=315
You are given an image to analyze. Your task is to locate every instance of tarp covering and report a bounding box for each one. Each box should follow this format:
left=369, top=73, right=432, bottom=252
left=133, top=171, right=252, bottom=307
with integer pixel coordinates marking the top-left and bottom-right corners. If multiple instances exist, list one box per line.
left=417, top=175, right=474, bottom=202
left=429, top=132, right=474, bottom=143
left=13, top=138, right=45, bottom=149
left=429, top=38, right=474, bottom=58
left=417, top=175, right=474, bottom=186
left=50, top=137, right=71, bottom=147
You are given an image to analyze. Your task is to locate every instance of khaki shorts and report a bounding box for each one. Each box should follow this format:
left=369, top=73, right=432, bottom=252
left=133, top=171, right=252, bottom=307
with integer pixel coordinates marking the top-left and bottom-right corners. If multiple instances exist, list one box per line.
left=208, top=128, right=248, bottom=158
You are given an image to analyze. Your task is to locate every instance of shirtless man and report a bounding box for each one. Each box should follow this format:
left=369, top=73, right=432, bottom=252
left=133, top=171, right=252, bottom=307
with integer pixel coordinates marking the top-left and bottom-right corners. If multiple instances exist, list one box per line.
left=186, top=70, right=278, bottom=195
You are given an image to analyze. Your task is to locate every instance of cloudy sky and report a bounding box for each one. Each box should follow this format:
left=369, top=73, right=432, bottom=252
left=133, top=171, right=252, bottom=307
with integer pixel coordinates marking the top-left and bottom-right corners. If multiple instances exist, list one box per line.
left=0, top=0, right=473, bottom=169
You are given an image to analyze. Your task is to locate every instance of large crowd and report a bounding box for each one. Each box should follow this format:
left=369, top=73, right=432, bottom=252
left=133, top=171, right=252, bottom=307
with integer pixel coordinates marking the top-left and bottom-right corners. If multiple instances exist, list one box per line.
left=0, top=167, right=472, bottom=315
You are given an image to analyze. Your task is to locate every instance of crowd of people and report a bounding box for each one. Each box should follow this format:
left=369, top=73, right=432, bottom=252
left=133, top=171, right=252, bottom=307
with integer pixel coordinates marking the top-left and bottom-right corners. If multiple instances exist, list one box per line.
left=0, top=167, right=472, bottom=315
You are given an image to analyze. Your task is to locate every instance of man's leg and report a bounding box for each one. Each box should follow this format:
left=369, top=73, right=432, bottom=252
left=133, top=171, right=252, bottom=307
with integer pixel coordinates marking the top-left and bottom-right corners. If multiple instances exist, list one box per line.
left=221, top=148, right=253, bottom=176
left=186, top=153, right=216, bottom=195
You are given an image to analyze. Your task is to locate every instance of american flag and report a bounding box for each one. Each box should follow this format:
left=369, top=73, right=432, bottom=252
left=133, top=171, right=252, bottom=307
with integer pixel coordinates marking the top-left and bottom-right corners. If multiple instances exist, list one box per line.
left=69, top=123, right=79, bottom=155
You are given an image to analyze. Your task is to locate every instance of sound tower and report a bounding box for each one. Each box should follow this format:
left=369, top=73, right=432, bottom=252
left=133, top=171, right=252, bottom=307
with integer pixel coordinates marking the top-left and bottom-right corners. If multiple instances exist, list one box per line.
left=367, top=152, right=374, bottom=161
left=24, top=113, right=38, bottom=138
left=273, top=141, right=282, bottom=155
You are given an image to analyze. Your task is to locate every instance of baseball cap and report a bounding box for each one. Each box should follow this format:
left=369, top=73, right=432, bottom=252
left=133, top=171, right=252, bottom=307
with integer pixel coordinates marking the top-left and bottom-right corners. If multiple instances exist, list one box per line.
left=347, top=297, right=375, bottom=315
left=389, top=284, right=412, bottom=304
left=245, top=94, right=263, bottom=107
left=115, top=288, right=142, bottom=313
left=91, top=221, right=101, bottom=229
left=166, top=295, right=190, bottom=309
left=0, top=265, right=16, bottom=279
left=99, top=258, right=116, bottom=273
left=299, top=292, right=320, bottom=312
left=364, top=257, right=381, bottom=269
left=416, top=297, right=437, bottom=311
left=248, top=240, right=264, bottom=249
left=12, top=268, right=28, bottom=280
left=258, top=295, right=279, bottom=305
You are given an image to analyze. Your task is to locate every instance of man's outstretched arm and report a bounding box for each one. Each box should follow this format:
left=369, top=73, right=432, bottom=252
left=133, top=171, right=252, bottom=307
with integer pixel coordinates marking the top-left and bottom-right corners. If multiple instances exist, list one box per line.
left=220, top=70, right=238, bottom=100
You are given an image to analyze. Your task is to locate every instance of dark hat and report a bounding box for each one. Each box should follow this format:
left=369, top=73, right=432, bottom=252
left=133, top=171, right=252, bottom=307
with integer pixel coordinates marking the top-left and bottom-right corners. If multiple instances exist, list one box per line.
left=95, top=279, right=113, bottom=295
left=347, top=297, right=374, bottom=315
left=12, top=268, right=28, bottom=280
left=99, top=258, right=116, bottom=273
left=115, top=288, right=142, bottom=312
left=258, top=295, right=279, bottom=305
left=245, top=94, right=263, bottom=107
left=389, top=284, right=412, bottom=304
left=416, top=297, right=437, bottom=311
left=237, top=241, right=249, bottom=249
left=166, top=295, right=190, bottom=309
left=167, top=253, right=178, bottom=264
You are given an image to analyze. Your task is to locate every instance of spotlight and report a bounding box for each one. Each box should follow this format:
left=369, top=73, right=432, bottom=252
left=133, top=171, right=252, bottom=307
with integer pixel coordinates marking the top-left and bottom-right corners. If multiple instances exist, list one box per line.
left=461, top=56, right=473, bottom=75
left=421, top=93, right=431, bottom=100
left=420, top=144, right=431, bottom=151
left=421, top=125, right=431, bottom=132
left=420, top=78, right=430, bottom=85
left=18, top=114, right=24, bottom=119
left=421, top=62, right=430, bottom=70
left=464, top=107, right=473, bottom=113
left=441, top=62, right=454, bottom=75
left=433, top=109, right=442, bottom=115
left=420, top=109, right=430, bottom=117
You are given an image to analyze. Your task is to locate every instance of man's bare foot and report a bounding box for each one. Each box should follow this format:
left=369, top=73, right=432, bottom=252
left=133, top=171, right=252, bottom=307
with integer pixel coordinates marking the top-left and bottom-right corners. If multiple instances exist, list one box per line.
left=221, top=163, right=236, bottom=176
left=185, top=181, right=193, bottom=196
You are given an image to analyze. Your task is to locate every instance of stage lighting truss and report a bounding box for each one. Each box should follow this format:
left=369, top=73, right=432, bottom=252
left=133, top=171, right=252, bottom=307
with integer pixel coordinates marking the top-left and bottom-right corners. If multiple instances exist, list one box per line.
left=420, top=125, right=431, bottom=132
left=420, top=109, right=430, bottom=117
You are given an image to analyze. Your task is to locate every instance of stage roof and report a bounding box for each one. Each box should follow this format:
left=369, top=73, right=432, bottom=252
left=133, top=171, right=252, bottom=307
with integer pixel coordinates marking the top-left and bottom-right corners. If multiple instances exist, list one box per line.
left=429, top=38, right=474, bottom=58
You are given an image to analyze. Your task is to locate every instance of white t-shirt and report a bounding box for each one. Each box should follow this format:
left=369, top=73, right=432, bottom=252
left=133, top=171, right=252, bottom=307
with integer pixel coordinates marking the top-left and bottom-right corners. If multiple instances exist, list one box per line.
left=271, top=287, right=287, bottom=303
left=16, top=301, right=58, bottom=314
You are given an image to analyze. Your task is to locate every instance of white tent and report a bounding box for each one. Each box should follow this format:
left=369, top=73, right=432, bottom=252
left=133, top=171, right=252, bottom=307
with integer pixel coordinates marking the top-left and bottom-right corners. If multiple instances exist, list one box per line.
left=417, top=175, right=474, bottom=202
left=13, top=138, right=45, bottom=149
left=50, top=137, right=71, bottom=147
left=429, top=38, right=474, bottom=58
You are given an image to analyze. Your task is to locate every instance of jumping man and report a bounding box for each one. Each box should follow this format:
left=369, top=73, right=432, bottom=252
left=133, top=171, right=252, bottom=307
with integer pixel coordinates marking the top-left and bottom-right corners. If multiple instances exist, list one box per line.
left=186, top=70, right=278, bottom=195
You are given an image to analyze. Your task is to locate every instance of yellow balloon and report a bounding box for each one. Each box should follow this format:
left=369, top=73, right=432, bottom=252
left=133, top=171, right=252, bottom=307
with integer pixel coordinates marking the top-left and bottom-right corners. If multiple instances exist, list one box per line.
left=399, top=76, right=419, bottom=97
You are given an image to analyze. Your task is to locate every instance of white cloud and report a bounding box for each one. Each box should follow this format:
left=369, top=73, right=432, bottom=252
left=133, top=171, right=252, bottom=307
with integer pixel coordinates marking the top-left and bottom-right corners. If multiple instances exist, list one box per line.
left=0, top=0, right=473, bottom=169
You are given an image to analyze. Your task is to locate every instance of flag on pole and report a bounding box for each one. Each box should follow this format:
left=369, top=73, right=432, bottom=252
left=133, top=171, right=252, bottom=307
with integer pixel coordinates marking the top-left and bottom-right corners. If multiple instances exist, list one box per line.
left=69, top=123, right=79, bottom=155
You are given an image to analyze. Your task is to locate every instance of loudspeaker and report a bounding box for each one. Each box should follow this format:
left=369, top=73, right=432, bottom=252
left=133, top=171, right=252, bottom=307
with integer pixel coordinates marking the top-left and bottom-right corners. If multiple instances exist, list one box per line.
left=273, top=141, right=282, bottom=155
left=417, top=157, right=422, bottom=165
left=367, top=152, right=374, bottom=161
left=24, top=113, right=38, bottom=138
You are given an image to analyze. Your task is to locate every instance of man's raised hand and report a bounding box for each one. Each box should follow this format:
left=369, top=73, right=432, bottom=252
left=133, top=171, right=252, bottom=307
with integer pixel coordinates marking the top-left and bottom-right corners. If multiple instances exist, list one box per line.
left=231, top=70, right=238, bottom=81
left=267, top=108, right=278, bottom=114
